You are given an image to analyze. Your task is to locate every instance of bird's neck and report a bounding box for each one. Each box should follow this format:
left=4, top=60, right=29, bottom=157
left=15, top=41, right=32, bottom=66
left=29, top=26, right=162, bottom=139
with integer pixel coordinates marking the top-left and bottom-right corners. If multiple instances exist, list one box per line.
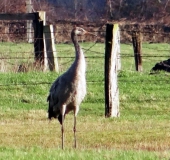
left=71, top=32, right=86, bottom=74
left=71, top=32, right=84, bottom=59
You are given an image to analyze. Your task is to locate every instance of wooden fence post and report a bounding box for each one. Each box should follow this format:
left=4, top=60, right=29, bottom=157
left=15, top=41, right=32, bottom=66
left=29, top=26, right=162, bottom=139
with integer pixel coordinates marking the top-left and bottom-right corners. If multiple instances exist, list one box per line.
left=105, top=24, right=120, bottom=118
left=33, top=12, right=45, bottom=69
left=38, top=11, right=46, bottom=25
left=26, top=0, right=33, bottom=43
left=132, top=31, right=142, bottom=72
left=33, top=19, right=44, bottom=68
left=117, top=29, right=121, bottom=71
left=43, top=25, right=59, bottom=72
left=0, top=12, right=44, bottom=67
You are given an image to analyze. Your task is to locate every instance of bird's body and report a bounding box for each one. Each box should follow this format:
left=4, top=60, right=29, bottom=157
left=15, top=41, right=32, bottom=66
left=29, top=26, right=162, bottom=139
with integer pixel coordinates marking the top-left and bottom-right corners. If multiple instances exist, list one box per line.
left=47, top=46, right=86, bottom=122
left=47, top=27, right=95, bottom=149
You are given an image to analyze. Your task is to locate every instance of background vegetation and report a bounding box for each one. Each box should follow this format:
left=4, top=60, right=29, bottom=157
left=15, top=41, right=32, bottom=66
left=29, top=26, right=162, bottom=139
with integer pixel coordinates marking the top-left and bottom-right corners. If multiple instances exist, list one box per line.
left=1, top=0, right=170, bottom=24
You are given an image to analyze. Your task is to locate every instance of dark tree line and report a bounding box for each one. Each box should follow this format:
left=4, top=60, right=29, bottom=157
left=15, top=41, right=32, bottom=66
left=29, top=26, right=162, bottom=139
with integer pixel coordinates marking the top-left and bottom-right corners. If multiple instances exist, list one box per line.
left=108, top=0, right=170, bottom=24
left=0, top=0, right=170, bottom=23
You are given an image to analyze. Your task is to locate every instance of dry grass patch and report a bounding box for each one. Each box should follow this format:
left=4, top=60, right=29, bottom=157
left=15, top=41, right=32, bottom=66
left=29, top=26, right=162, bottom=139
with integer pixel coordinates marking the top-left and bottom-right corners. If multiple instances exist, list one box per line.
left=0, top=110, right=170, bottom=152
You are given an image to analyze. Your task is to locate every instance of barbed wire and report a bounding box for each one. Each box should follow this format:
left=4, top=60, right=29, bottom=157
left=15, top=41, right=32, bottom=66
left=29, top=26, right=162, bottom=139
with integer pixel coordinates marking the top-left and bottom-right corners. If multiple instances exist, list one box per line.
left=0, top=21, right=170, bottom=76
left=2, top=22, right=170, bottom=35
left=0, top=55, right=169, bottom=60
left=0, top=42, right=169, bottom=56
left=0, top=78, right=170, bottom=87
left=0, top=81, right=143, bottom=87
left=2, top=30, right=170, bottom=36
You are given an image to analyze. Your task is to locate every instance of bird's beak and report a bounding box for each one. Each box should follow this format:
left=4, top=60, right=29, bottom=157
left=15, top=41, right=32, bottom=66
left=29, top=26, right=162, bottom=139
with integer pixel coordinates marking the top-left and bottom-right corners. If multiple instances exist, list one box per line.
left=85, top=31, right=97, bottom=37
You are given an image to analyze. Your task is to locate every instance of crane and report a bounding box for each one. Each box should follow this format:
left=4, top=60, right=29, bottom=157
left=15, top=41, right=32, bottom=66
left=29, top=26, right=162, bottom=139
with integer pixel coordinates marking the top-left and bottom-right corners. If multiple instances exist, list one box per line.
left=47, top=27, right=96, bottom=149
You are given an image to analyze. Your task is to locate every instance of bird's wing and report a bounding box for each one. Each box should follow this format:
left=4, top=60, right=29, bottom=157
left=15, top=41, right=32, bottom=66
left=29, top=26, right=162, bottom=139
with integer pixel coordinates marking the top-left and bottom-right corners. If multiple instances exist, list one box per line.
left=48, top=74, right=68, bottom=101
left=47, top=77, right=60, bottom=119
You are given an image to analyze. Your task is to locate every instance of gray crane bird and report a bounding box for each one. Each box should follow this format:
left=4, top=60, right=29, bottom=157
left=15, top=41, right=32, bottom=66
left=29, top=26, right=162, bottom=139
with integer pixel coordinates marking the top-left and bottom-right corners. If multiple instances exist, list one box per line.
left=47, top=27, right=96, bottom=149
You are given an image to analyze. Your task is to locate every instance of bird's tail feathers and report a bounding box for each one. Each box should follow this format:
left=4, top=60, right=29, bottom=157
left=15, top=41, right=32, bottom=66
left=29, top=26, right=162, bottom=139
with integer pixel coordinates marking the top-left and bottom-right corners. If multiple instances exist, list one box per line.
left=58, top=114, right=65, bottom=125
left=47, top=94, right=63, bottom=124
left=47, top=95, right=57, bottom=120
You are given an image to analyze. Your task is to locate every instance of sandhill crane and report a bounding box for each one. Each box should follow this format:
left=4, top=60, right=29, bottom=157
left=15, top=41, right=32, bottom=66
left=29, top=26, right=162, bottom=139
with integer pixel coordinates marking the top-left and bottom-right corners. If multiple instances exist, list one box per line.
left=47, top=27, right=96, bottom=149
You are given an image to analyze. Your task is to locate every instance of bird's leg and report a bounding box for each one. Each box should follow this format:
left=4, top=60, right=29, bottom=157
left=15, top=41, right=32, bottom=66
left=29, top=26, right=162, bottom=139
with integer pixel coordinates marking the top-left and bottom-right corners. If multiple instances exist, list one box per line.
left=61, top=105, right=66, bottom=150
left=73, top=107, right=79, bottom=148
left=61, top=114, right=64, bottom=149
left=73, top=115, right=77, bottom=148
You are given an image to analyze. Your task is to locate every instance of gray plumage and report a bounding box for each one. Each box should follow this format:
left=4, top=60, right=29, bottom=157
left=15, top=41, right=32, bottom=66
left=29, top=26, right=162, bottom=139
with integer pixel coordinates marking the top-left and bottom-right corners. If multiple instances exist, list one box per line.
left=47, top=27, right=95, bottom=149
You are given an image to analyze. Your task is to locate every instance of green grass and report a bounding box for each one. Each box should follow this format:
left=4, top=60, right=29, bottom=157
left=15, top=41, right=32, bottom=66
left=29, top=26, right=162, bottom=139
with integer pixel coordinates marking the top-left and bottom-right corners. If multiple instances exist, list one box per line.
left=0, top=147, right=165, bottom=160
left=0, top=42, right=34, bottom=71
left=0, top=42, right=170, bottom=159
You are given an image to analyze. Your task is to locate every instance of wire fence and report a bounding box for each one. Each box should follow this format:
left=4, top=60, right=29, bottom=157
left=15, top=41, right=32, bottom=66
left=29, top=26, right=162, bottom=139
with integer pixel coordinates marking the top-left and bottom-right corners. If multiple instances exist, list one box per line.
left=0, top=19, right=170, bottom=73
left=0, top=20, right=169, bottom=108
left=0, top=17, right=170, bottom=153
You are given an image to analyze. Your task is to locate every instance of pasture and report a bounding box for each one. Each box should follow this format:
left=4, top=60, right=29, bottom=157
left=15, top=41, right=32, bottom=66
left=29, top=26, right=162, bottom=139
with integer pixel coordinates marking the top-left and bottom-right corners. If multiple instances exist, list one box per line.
left=0, top=42, right=170, bottom=159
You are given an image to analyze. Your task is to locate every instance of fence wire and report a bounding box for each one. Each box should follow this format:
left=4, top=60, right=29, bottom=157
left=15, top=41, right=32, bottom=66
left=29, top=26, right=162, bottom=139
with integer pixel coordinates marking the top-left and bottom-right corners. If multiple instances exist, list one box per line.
left=0, top=20, right=170, bottom=152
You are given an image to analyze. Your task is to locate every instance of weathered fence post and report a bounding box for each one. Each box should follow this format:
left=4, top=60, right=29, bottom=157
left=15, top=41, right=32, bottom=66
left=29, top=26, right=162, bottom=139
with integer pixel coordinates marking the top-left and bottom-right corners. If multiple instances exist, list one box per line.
left=132, top=31, right=142, bottom=71
left=33, top=12, right=46, bottom=69
left=26, top=0, right=33, bottom=43
left=0, top=12, right=46, bottom=70
left=105, top=24, right=120, bottom=118
left=38, top=11, right=46, bottom=25
left=43, top=25, right=59, bottom=72
left=117, top=29, right=121, bottom=71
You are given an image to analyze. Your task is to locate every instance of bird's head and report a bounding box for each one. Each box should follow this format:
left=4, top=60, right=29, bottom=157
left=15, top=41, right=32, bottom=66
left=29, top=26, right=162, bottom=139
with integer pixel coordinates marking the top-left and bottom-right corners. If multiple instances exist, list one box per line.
left=72, top=27, right=97, bottom=37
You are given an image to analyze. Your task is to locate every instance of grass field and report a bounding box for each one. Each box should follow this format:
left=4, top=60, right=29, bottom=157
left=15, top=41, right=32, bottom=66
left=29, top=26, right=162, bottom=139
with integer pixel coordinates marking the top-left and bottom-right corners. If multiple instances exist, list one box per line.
left=0, top=42, right=170, bottom=159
